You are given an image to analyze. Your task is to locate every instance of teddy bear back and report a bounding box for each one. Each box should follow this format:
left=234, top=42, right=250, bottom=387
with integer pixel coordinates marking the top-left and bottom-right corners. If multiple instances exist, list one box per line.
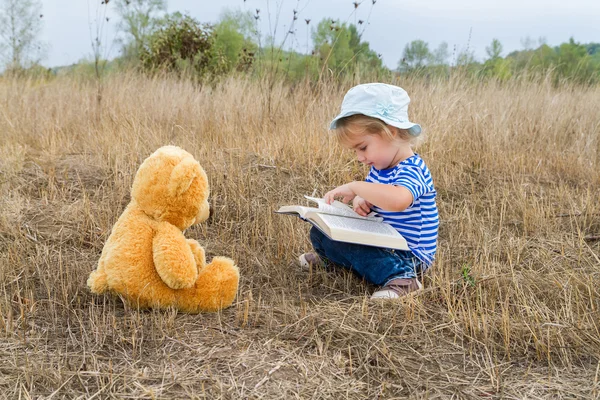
left=131, top=146, right=209, bottom=230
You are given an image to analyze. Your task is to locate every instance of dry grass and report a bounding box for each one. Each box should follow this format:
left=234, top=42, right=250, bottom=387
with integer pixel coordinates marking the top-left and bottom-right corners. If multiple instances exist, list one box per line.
left=0, top=72, right=599, bottom=399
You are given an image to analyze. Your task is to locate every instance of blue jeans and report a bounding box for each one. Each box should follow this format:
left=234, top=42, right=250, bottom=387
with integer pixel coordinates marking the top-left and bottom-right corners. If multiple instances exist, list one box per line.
left=310, top=227, right=425, bottom=286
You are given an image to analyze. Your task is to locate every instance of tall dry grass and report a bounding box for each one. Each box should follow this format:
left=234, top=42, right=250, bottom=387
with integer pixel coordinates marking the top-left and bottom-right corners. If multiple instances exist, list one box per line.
left=0, top=72, right=599, bottom=399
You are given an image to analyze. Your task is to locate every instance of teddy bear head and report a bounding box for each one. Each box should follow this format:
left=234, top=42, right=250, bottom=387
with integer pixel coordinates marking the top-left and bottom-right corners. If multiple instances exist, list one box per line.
left=131, top=145, right=210, bottom=230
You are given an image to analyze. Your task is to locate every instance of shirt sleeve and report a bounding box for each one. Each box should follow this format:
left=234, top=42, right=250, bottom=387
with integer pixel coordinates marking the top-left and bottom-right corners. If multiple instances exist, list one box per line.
left=392, top=167, right=430, bottom=205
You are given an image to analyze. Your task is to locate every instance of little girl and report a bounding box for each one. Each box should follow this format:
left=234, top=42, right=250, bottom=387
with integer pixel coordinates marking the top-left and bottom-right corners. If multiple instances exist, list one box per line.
left=299, top=83, right=439, bottom=299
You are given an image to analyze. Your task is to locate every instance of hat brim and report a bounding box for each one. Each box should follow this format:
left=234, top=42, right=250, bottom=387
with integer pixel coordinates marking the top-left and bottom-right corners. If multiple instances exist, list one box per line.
left=329, top=110, right=422, bottom=136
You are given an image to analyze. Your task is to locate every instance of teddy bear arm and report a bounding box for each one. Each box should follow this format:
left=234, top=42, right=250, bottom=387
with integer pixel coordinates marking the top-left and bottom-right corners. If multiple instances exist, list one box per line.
left=186, top=239, right=206, bottom=271
left=152, top=222, right=198, bottom=289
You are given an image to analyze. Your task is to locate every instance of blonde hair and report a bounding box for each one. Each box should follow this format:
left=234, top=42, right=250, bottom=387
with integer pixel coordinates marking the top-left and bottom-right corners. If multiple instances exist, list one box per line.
left=333, top=114, right=422, bottom=147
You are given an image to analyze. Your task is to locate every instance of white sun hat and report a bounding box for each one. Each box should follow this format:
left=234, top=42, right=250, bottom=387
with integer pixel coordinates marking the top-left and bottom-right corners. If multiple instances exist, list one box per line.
left=329, top=83, right=422, bottom=136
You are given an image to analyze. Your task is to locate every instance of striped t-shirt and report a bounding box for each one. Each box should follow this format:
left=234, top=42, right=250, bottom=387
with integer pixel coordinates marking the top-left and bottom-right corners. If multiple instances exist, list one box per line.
left=365, top=154, right=438, bottom=266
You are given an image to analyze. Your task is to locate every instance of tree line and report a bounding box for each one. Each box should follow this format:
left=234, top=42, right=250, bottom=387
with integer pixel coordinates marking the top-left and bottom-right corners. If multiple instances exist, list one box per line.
left=1, top=0, right=599, bottom=86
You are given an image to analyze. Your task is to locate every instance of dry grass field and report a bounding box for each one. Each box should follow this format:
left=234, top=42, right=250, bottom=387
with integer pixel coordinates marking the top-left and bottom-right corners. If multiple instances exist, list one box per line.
left=1, top=73, right=599, bottom=399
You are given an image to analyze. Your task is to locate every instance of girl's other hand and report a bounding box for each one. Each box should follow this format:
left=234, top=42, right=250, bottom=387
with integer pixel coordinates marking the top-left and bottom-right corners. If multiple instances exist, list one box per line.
left=352, top=196, right=373, bottom=216
left=324, top=182, right=356, bottom=205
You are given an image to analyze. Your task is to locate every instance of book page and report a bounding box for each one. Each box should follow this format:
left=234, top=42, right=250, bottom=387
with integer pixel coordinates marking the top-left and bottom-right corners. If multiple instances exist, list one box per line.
left=304, top=196, right=382, bottom=222
left=318, top=213, right=398, bottom=236
left=276, top=205, right=318, bottom=218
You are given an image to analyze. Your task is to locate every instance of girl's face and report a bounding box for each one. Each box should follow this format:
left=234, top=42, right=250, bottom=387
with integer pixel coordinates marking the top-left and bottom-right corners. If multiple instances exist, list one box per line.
left=344, top=133, right=405, bottom=170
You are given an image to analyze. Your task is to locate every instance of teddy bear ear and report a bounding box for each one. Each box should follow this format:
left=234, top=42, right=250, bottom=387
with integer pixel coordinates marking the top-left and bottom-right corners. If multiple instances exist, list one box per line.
left=168, top=157, right=198, bottom=197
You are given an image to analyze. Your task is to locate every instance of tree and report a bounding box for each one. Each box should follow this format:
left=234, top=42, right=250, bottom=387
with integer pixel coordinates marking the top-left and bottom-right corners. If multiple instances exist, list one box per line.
left=520, top=36, right=535, bottom=51
left=399, top=40, right=430, bottom=70
left=313, top=19, right=353, bottom=72
left=455, top=48, right=476, bottom=66
left=431, top=42, right=449, bottom=65
left=0, top=0, right=44, bottom=71
left=113, top=0, right=166, bottom=60
left=346, top=24, right=382, bottom=71
left=524, top=43, right=556, bottom=72
left=587, top=42, right=600, bottom=64
left=485, top=38, right=503, bottom=61
left=212, top=9, right=257, bottom=72
left=586, top=42, right=600, bottom=56
left=481, top=38, right=511, bottom=80
left=554, top=37, right=597, bottom=84
left=312, top=18, right=382, bottom=77
left=481, top=39, right=513, bottom=81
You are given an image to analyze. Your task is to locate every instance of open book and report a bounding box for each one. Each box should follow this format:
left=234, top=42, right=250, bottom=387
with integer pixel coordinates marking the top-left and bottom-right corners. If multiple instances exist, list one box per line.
left=276, top=196, right=409, bottom=251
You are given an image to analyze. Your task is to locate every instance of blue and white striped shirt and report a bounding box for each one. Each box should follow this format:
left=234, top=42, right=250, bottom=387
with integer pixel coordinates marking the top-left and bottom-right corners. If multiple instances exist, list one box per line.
left=365, top=154, right=438, bottom=266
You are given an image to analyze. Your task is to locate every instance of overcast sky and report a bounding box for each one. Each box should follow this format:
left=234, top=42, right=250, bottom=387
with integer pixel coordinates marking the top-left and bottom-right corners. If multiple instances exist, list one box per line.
left=40, top=0, right=600, bottom=69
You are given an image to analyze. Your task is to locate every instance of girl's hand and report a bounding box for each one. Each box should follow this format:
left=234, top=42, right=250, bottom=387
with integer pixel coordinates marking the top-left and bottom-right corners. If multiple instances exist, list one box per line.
left=352, top=196, right=373, bottom=216
left=324, top=182, right=356, bottom=205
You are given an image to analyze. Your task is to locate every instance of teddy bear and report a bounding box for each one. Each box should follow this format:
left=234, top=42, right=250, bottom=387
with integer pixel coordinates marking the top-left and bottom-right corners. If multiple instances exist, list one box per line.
left=87, top=145, right=239, bottom=312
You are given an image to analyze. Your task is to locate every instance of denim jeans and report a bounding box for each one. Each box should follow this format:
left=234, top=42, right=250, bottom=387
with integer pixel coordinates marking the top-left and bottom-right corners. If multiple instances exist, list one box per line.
left=309, top=226, right=425, bottom=286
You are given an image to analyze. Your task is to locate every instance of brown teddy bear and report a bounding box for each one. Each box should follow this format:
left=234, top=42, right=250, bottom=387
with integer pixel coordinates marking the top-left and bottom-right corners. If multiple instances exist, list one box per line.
left=87, top=145, right=239, bottom=312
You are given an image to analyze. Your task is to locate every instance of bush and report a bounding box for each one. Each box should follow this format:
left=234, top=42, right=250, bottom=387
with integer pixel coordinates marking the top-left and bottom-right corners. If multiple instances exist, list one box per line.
left=140, top=13, right=225, bottom=77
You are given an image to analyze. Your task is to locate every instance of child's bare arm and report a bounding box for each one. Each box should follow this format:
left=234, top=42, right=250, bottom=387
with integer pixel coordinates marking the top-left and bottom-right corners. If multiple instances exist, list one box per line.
left=324, top=181, right=413, bottom=212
